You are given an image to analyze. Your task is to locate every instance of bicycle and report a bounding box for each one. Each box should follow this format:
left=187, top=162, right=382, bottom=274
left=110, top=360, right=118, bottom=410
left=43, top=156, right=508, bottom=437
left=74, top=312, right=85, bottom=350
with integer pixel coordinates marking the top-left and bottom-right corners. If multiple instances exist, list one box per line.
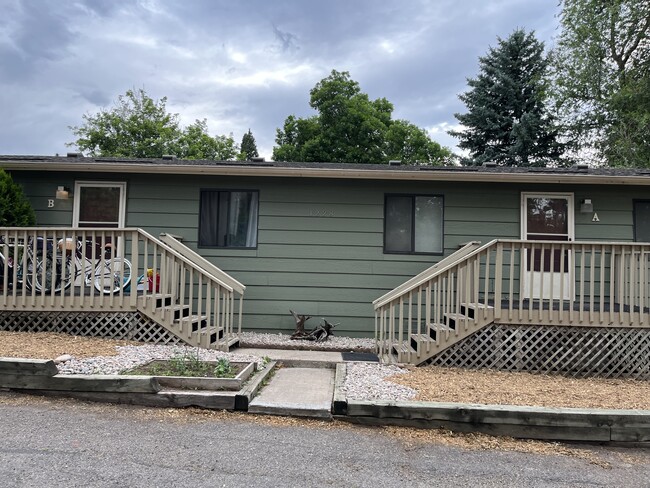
left=0, top=236, right=42, bottom=291
left=31, top=237, right=132, bottom=294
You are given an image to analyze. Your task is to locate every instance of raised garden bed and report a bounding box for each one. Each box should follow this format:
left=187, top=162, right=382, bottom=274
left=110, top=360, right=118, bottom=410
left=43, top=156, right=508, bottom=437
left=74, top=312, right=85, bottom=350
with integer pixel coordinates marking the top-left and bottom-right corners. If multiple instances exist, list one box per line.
left=124, top=360, right=256, bottom=390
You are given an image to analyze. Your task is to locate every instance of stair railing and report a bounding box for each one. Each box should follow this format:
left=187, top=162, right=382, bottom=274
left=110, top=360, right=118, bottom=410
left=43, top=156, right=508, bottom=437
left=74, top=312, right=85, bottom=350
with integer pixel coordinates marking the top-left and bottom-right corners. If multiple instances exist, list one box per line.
left=136, top=229, right=238, bottom=349
left=373, top=240, right=497, bottom=361
left=159, top=233, right=245, bottom=336
left=374, top=239, right=650, bottom=363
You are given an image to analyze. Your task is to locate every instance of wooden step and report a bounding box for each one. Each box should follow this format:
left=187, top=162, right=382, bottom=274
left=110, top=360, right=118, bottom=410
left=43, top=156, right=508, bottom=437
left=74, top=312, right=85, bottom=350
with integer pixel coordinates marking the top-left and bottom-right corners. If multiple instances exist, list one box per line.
left=162, top=304, right=190, bottom=320
left=391, top=342, right=416, bottom=362
left=443, top=313, right=474, bottom=330
left=140, top=293, right=173, bottom=308
left=410, top=333, right=435, bottom=352
left=460, top=303, right=495, bottom=320
left=191, top=326, right=224, bottom=345
left=175, top=314, right=208, bottom=332
left=428, top=324, right=452, bottom=341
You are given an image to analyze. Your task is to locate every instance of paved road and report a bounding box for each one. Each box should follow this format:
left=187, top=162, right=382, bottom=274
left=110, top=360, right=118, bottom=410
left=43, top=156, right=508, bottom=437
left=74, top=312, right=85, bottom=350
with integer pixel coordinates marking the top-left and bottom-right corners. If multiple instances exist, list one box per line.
left=0, top=392, right=648, bottom=488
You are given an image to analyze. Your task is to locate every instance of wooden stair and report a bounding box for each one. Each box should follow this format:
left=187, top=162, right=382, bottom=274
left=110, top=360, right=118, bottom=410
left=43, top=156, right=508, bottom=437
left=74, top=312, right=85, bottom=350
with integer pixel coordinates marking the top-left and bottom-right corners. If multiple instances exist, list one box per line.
left=395, top=303, right=495, bottom=364
left=137, top=293, right=233, bottom=351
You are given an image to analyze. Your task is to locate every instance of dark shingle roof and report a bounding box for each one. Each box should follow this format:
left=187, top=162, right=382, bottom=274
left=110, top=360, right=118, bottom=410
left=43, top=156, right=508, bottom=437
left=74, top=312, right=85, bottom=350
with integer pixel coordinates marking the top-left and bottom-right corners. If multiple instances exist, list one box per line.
left=2, top=154, right=650, bottom=184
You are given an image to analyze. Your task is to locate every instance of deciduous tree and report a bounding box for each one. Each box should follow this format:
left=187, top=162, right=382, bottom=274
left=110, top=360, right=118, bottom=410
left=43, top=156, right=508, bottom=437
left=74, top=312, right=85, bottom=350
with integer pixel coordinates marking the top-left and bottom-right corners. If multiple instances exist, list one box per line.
left=69, top=89, right=238, bottom=160
left=273, top=70, right=451, bottom=165
left=552, top=0, right=650, bottom=164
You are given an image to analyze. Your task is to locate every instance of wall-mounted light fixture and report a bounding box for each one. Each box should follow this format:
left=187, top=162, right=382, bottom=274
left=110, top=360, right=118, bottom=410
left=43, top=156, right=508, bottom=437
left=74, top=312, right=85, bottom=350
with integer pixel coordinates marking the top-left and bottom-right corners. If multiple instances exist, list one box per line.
left=580, top=198, right=593, bottom=213
left=55, top=186, right=72, bottom=200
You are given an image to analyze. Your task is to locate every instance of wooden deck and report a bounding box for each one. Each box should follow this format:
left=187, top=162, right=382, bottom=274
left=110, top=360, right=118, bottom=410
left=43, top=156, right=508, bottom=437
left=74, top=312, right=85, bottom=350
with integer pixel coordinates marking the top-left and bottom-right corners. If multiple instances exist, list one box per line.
left=0, top=227, right=245, bottom=351
left=375, top=240, right=650, bottom=372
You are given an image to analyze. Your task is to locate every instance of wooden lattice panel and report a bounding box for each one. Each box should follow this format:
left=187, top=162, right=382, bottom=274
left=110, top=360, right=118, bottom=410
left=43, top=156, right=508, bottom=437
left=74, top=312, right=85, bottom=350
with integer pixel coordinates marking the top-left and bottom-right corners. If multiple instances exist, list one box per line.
left=430, top=324, right=650, bottom=380
left=0, top=311, right=183, bottom=345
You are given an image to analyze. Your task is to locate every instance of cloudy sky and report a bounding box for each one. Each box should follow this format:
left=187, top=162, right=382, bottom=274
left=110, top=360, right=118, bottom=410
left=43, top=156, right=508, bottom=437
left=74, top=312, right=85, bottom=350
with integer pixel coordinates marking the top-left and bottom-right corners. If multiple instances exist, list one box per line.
left=0, top=0, right=560, bottom=160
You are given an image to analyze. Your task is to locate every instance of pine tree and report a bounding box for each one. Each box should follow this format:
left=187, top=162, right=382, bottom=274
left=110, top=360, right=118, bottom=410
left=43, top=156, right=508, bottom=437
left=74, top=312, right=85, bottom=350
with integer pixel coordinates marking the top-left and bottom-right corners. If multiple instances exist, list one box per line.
left=450, top=29, right=563, bottom=166
left=240, top=129, right=259, bottom=160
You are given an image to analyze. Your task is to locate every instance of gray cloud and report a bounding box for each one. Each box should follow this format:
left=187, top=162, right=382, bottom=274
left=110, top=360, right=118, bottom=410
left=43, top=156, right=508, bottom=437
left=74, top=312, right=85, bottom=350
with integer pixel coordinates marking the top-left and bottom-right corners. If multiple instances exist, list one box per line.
left=0, top=0, right=560, bottom=159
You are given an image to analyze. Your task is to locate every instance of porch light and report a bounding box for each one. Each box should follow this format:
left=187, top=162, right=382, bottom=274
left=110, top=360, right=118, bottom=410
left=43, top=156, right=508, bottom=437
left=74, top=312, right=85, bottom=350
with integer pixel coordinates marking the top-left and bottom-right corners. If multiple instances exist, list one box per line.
left=580, top=199, right=593, bottom=213
left=56, top=186, right=71, bottom=200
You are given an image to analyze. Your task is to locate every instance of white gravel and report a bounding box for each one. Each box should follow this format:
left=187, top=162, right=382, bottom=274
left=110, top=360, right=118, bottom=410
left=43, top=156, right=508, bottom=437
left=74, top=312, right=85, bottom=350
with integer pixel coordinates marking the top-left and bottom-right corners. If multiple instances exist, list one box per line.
left=239, top=332, right=375, bottom=351
left=343, top=362, right=417, bottom=401
left=56, top=333, right=415, bottom=402
left=56, top=344, right=266, bottom=376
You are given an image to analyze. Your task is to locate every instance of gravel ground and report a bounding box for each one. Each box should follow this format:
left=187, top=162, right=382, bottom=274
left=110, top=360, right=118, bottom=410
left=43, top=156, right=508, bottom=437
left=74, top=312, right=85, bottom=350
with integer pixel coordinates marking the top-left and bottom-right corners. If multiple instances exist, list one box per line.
left=239, top=331, right=375, bottom=351
left=3, top=331, right=650, bottom=408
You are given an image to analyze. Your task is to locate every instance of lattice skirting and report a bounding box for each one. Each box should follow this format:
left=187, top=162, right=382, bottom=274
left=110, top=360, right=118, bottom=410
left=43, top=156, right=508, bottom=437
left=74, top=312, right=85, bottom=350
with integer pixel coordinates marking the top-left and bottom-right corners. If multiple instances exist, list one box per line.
left=429, top=324, right=650, bottom=380
left=0, top=311, right=183, bottom=345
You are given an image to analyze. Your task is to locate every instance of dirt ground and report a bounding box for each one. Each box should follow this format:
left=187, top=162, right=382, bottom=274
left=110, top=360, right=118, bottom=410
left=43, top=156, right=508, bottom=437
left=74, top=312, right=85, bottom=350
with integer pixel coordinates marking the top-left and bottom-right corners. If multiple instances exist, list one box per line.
left=2, top=331, right=650, bottom=410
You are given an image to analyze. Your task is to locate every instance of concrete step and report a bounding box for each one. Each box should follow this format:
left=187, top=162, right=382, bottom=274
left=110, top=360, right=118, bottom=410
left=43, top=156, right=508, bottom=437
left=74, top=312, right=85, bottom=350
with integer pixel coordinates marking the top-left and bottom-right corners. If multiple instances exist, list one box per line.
left=248, top=367, right=335, bottom=419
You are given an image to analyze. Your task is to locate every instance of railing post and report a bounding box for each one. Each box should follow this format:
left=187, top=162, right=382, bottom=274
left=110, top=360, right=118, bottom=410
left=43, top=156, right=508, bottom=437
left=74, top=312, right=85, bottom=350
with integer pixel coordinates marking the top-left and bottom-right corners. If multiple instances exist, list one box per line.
left=494, top=243, right=503, bottom=321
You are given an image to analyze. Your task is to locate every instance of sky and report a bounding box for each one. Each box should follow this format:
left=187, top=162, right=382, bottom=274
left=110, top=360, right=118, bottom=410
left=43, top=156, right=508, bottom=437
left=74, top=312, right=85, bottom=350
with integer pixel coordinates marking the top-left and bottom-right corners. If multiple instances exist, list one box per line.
left=0, top=0, right=561, bottom=160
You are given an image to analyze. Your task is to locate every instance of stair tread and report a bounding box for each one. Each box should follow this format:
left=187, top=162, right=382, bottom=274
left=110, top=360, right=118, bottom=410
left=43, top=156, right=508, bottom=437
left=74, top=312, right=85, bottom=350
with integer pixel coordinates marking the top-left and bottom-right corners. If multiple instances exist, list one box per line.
left=461, top=302, right=495, bottom=310
left=393, top=342, right=416, bottom=354
left=411, top=333, right=435, bottom=343
left=428, top=323, right=452, bottom=330
left=175, top=314, right=207, bottom=322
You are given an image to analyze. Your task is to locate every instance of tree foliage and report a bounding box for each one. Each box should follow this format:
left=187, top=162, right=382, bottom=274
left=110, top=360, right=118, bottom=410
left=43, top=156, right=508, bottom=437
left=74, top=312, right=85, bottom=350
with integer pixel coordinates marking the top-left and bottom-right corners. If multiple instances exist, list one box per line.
left=69, top=89, right=237, bottom=160
left=273, top=70, right=451, bottom=165
left=0, top=169, right=35, bottom=226
left=552, top=0, right=650, bottom=164
left=239, top=129, right=259, bottom=160
left=450, top=29, right=563, bottom=166
left=173, top=119, right=237, bottom=160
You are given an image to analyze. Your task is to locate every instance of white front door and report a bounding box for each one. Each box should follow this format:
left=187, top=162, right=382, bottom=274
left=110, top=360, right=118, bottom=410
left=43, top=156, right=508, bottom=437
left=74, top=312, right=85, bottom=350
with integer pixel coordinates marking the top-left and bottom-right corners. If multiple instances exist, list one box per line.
left=521, top=193, right=574, bottom=300
left=73, top=182, right=127, bottom=228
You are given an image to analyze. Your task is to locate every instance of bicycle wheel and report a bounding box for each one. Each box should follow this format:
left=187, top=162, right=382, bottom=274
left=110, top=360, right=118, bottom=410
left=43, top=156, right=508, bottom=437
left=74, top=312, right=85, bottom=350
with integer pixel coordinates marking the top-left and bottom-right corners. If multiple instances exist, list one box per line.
left=30, top=252, right=72, bottom=293
left=94, top=257, right=132, bottom=294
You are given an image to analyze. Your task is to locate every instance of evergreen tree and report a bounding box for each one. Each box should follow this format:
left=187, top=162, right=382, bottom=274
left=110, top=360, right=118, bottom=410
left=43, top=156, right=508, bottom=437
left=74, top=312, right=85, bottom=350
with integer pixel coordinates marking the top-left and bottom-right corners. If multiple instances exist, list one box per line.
left=240, top=129, right=259, bottom=160
left=0, top=169, right=35, bottom=226
left=450, top=29, right=563, bottom=166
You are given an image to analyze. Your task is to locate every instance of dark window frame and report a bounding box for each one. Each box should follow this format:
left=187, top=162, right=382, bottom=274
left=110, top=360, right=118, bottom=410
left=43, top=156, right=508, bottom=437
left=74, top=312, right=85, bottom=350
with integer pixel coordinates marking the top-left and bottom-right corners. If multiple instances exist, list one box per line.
left=383, top=193, right=444, bottom=255
left=633, top=199, right=650, bottom=242
left=198, top=189, right=259, bottom=249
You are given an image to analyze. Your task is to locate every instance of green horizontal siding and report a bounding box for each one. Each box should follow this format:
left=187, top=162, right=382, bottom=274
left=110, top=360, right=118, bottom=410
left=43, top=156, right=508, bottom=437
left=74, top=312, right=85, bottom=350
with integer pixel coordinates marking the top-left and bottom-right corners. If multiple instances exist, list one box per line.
left=9, top=170, right=649, bottom=336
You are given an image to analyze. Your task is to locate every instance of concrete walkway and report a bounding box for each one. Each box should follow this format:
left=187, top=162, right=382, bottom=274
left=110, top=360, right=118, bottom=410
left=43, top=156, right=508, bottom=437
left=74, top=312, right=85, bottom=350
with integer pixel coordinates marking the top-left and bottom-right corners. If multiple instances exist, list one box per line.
left=248, top=367, right=335, bottom=419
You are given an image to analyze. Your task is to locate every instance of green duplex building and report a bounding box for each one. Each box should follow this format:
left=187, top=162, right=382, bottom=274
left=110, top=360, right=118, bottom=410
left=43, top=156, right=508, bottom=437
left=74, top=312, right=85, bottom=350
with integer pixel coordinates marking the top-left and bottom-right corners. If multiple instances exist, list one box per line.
left=2, top=154, right=650, bottom=373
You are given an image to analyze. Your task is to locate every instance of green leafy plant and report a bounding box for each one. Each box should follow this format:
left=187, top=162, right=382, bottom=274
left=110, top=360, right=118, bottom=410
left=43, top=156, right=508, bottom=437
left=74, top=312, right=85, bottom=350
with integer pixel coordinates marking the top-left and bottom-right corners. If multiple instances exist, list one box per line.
left=124, top=353, right=236, bottom=378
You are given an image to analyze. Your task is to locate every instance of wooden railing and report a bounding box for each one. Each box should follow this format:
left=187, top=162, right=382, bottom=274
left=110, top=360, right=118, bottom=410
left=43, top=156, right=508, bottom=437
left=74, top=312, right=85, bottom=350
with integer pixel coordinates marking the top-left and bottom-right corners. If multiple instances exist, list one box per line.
left=0, top=227, right=243, bottom=350
left=374, top=240, right=650, bottom=363
left=159, top=232, right=245, bottom=337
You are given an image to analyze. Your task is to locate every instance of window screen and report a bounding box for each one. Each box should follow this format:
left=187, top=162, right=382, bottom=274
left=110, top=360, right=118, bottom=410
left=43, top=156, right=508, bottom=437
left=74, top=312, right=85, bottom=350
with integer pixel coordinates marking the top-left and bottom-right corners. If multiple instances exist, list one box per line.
left=384, top=195, right=443, bottom=254
left=199, top=190, right=259, bottom=248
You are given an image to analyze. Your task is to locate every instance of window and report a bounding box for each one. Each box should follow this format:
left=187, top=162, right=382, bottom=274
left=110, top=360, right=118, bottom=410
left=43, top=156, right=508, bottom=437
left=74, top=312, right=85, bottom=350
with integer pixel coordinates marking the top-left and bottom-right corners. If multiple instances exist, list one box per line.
left=199, top=190, right=259, bottom=248
left=634, top=200, right=650, bottom=242
left=384, top=194, right=443, bottom=254
left=73, top=181, right=127, bottom=228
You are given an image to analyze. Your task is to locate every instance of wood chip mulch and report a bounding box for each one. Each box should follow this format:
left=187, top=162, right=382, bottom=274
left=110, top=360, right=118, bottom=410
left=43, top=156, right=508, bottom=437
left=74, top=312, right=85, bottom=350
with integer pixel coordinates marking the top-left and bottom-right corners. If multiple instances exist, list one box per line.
left=387, top=365, right=650, bottom=410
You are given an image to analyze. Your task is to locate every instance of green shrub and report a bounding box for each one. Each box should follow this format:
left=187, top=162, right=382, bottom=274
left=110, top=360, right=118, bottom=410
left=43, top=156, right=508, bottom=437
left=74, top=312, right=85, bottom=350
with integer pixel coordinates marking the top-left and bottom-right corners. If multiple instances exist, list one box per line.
left=0, top=169, right=35, bottom=226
